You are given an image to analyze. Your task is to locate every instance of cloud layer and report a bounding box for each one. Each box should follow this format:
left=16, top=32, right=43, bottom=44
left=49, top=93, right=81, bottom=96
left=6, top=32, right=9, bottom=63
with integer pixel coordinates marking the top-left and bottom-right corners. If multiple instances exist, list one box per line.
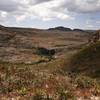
left=0, top=0, right=100, bottom=28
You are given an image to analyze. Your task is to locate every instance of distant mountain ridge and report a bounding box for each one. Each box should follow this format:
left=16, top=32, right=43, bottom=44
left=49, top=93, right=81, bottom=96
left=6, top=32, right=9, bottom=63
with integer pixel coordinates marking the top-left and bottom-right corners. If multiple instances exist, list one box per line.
left=73, top=29, right=85, bottom=32
left=0, top=24, right=97, bottom=33
left=48, top=26, right=95, bottom=33
left=48, top=26, right=72, bottom=31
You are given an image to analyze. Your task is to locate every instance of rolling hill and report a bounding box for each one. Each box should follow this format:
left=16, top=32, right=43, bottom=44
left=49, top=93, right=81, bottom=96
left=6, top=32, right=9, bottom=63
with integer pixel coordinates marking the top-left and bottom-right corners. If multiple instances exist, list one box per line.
left=0, top=25, right=89, bottom=63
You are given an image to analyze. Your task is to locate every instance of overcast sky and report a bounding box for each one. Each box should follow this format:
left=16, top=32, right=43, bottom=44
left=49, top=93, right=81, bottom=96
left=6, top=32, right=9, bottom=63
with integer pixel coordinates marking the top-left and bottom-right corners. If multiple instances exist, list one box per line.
left=0, top=0, right=100, bottom=29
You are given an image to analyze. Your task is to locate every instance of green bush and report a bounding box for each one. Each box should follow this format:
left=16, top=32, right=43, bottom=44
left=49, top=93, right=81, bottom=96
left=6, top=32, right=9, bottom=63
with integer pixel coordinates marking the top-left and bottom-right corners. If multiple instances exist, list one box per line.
left=18, top=87, right=27, bottom=95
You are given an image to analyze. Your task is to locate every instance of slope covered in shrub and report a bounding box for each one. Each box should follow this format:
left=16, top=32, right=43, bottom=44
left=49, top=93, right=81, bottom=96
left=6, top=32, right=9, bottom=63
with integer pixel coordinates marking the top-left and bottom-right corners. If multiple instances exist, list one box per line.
left=67, top=41, right=100, bottom=78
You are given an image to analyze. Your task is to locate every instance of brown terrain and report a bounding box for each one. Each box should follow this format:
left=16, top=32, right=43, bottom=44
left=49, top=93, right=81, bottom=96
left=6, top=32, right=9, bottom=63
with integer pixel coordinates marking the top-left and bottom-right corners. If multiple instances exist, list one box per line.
left=0, top=25, right=100, bottom=100
left=0, top=25, right=89, bottom=64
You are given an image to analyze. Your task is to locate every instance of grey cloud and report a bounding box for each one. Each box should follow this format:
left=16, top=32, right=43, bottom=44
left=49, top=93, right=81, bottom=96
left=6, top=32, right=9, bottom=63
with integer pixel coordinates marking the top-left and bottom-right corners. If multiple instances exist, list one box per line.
left=0, top=0, right=20, bottom=12
left=0, top=0, right=52, bottom=12
left=0, top=5, right=19, bottom=12
left=29, top=0, right=52, bottom=5
left=64, top=0, right=100, bottom=13
left=87, top=0, right=98, bottom=4
left=0, top=0, right=100, bottom=13
left=0, top=0, right=100, bottom=23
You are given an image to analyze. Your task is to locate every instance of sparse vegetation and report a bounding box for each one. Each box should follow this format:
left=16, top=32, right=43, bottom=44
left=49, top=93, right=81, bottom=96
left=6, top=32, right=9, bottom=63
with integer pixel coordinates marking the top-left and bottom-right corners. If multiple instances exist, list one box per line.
left=75, top=75, right=100, bottom=89
left=65, top=41, right=100, bottom=78
left=0, top=26, right=100, bottom=99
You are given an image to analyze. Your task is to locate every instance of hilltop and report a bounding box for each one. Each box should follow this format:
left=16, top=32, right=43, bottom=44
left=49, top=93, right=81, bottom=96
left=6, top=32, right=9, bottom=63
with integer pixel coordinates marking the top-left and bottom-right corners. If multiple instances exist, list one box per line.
left=48, top=26, right=72, bottom=31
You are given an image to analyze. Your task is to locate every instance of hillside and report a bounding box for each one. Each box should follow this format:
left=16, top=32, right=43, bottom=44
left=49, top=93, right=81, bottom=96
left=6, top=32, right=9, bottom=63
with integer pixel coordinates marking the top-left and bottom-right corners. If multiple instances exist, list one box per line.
left=66, top=41, right=100, bottom=78
left=0, top=25, right=88, bottom=64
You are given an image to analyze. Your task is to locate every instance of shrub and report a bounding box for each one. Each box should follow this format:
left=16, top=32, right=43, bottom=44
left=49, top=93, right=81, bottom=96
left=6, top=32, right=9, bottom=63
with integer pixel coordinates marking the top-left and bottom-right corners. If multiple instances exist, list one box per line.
left=75, top=75, right=100, bottom=89
left=32, top=89, right=53, bottom=100
left=37, top=47, right=55, bottom=56
left=18, top=87, right=27, bottom=95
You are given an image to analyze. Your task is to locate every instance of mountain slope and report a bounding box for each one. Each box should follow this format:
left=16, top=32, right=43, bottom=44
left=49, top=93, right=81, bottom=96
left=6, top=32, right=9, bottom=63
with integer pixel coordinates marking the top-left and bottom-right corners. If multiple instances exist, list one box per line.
left=67, top=41, right=100, bottom=78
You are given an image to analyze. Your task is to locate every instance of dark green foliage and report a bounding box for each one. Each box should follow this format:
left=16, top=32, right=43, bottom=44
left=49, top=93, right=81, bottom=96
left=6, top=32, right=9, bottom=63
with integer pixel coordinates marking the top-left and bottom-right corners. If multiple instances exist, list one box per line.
left=37, top=47, right=55, bottom=61
left=37, top=47, right=55, bottom=56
